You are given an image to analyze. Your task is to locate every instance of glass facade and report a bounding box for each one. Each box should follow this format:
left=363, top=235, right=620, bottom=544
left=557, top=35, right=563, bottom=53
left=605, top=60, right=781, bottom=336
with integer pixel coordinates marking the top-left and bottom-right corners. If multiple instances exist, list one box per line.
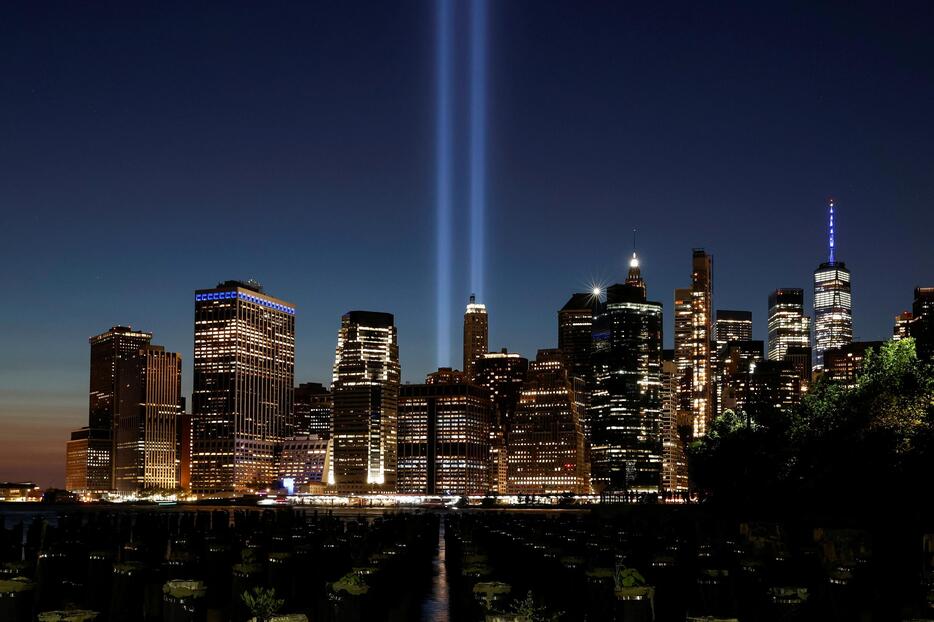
left=475, top=350, right=528, bottom=493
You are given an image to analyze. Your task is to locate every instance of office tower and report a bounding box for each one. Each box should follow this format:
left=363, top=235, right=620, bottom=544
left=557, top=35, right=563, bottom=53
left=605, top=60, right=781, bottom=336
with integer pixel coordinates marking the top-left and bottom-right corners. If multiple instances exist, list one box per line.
left=463, top=294, right=488, bottom=382
left=893, top=311, right=913, bottom=341
left=507, top=350, right=589, bottom=495
left=911, top=287, right=934, bottom=361
left=768, top=289, right=810, bottom=362
left=673, top=288, right=693, bottom=427
left=191, top=281, right=295, bottom=496
left=331, top=311, right=400, bottom=493
left=85, top=326, right=153, bottom=491
left=719, top=341, right=765, bottom=414
left=715, top=310, right=753, bottom=349
left=65, top=428, right=111, bottom=494
left=590, top=252, right=664, bottom=492
left=397, top=369, right=491, bottom=495
left=293, top=382, right=332, bottom=438
left=813, top=199, right=853, bottom=370
left=673, top=250, right=714, bottom=438
left=660, top=351, right=688, bottom=495
left=475, top=349, right=529, bottom=493
left=714, top=310, right=753, bottom=416
left=277, top=437, right=332, bottom=493
left=747, top=360, right=804, bottom=412
left=558, top=293, right=601, bottom=382
left=823, top=341, right=884, bottom=388
left=114, top=345, right=182, bottom=493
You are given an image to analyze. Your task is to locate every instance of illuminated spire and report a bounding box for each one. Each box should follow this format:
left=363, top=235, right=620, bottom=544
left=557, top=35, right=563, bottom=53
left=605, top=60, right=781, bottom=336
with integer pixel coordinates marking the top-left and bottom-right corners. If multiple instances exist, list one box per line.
left=828, top=197, right=835, bottom=264
left=626, top=228, right=643, bottom=287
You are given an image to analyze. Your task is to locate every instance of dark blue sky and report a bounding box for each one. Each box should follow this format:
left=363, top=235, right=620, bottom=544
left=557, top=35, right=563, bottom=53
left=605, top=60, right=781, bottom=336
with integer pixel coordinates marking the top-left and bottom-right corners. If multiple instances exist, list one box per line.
left=2, top=2, right=932, bottom=486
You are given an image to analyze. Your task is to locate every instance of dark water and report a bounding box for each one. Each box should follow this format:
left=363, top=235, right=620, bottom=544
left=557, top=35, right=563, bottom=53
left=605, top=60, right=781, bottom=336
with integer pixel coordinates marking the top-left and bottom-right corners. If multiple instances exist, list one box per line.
left=420, top=519, right=450, bottom=621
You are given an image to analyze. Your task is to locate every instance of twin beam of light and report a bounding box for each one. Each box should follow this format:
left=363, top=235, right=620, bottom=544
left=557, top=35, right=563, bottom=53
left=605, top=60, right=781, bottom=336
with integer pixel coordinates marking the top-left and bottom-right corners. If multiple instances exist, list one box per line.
left=469, top=0, right=488, bottom=303
left=436, top=0, right=488, bottom=369
left=435, top=0, right=454, bottom=368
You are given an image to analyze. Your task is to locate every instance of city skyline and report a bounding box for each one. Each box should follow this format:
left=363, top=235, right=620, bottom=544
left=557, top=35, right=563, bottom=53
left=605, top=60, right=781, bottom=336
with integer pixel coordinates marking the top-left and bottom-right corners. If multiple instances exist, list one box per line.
left=3, top=2, right=934, bottom=488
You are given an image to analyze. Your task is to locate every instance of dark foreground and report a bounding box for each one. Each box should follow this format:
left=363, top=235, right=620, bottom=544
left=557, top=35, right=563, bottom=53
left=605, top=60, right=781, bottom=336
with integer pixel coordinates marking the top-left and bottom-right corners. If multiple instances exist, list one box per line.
left=1, top=502, right=933, bottom=620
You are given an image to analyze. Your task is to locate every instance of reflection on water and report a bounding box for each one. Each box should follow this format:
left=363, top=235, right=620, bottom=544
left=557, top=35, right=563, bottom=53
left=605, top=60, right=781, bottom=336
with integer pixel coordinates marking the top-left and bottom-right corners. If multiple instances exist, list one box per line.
left=421, top=518, right=450, bottom=621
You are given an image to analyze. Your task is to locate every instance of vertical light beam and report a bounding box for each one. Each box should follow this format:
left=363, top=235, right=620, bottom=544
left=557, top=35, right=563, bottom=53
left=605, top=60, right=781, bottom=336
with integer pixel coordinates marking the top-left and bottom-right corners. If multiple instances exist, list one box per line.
left=469, top=0, right=488, bottom=302
left=435, top=0, right=454, bottom=368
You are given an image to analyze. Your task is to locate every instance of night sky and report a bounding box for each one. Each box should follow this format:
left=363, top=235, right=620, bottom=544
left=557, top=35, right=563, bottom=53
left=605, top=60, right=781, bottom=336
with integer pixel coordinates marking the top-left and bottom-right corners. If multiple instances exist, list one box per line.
left=2, top=2, right=933, bottom=487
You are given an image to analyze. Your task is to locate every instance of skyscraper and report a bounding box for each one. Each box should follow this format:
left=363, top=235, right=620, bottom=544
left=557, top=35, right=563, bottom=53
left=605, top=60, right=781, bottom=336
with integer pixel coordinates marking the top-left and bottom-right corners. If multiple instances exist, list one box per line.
left=507, top=349, right=589, bottom=495
left=719, top=340, right=765, bottom=414
left=673, top=251, right=714, bottom=438
left=813, top=199, right=852, bottom=370
left=293, top=382, right=332, bottom=438
left=659, top=350, right=688, bottom=495
left=715, top=310, right=753, bottom=349
left=331, top=311, right=400, bottom=493
left=558, top=293, right=600, bottom=382
left=893, top=311, right=913, bottom=341
left=823, top=341, right=884, bottom=388
left=463, top=294, right=488, bottom=383
left=475, top=349, right=529, bottom=493
left=398, top=369, right=491, bottom=495
left=673, top=288, right=693, bottom=425
left=114, top=345, right=182, bottom=493
left=86, top=325, right=153, bottom=491
left=714, top=310, right=753, bottom=416
left=590, top=252, right=664, bottom=492
left=768, top=288, right=810, bottom=362
left=911, top=287, right=934, bottom=361
left=191, top=280, right=295, bottom=496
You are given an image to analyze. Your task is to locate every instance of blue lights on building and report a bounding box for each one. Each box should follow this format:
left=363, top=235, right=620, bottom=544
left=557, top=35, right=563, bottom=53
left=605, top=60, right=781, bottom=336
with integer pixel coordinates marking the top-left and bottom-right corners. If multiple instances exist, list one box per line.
left=194, top=291, right=295, bottom=315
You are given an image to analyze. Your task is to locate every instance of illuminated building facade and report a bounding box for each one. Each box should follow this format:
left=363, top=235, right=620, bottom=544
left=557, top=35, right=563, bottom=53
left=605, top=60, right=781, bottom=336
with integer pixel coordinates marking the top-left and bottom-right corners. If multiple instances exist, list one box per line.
left=590, top=253, right=664, bottom=492
left=331, top=311, right=400, bottom=493
left=768, top=288, right=810, bottom=362
left=86, top=325, right=153, bottom=491
left=719, top=341, right=764, bottom=414
left=191, top=280, right=295, bottom=496
left=823, top=341, right=883, bottom=388
left=715, top=310, right=753, bottom=349
left=114, top=345, right=182, bottom=493
left=748, top=360, right=803, bottom=412
left=911, top=287, right=934, bottom=361
left=66, top=427, right=110, bottom=493
left=463, top=294, right=488, bottom=383
left=507, top=350, right=589, bottom=495
left=475, top=349, right=528, bottom=493
left=660, top=352, right=688, bottom=494
left=893, top=311, right=913, bottom=341
left=714, top=310, right=753, bottom=416
left=673, top=288, right=693, bottom=429
left=277, top=436, right=332, bottom=490
left=398, top=369, right=491, bottom=495
left=673, top=250, right=714, bottom=438
left=813, top=199, right=853, bottom=370
left=293, top=382, right=332, bottom=438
